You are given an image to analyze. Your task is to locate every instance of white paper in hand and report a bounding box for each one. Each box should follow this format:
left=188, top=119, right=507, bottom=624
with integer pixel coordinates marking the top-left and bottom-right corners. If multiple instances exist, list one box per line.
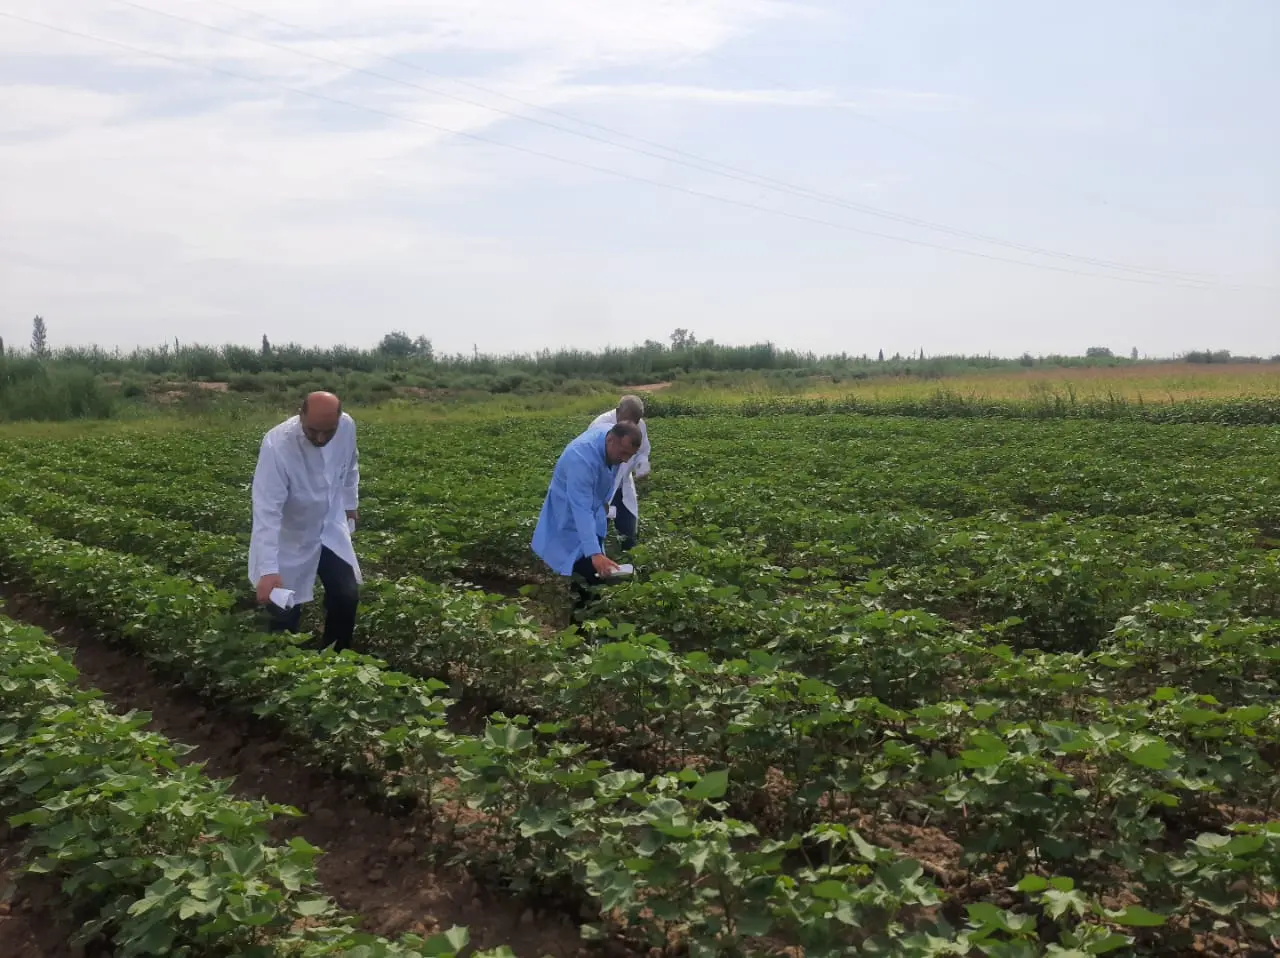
left=607, top=506, right=617, bottom=520
left=609, top=563, right=634, bottom=577
left=347, top=517, right=356, bottom=534
left=269, top=587, right=297, bottom=610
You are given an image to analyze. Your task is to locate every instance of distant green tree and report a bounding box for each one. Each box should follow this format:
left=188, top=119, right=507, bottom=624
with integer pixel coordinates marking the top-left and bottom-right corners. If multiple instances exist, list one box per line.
left=378, top=331, right=415, bottom=358
left=261, top=334, right=271, bottom=356
left=31, top=315, right=48, bottom=357
left=670, top=328, right=698, bottom=350
left=1085, top=346, right=1113, bottom=358
left=1185, top=349, right=1231, bottom=364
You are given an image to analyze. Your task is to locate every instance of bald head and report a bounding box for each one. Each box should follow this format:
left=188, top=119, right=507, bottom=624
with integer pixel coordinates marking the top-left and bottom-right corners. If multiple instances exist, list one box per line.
left=299, top=391, right=342, bottom=446
left=616, top=394, right=645, bottom=423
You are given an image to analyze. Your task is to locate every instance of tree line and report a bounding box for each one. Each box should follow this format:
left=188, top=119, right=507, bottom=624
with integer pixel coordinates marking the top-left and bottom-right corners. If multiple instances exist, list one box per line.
left=3, top=316, right=1273, bottom=383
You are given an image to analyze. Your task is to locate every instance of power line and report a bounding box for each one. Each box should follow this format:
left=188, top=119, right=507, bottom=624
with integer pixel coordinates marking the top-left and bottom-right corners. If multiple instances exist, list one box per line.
left=693, top=41, right=1205, bottom=235
left=115, top=0, right=1238, bottom=286
left=0, top=8, right=1256, bottom=292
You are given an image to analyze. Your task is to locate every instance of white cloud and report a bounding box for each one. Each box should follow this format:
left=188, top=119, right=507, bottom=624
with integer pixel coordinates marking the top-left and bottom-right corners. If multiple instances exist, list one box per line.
left=4, top=1, right=1263, bottom=358
left=1, top=0, right=867, bottom=350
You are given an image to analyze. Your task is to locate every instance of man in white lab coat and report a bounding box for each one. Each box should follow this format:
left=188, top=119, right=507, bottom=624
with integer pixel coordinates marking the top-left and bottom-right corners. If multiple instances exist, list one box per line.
left=248, top=391, right=362, bottom=652
left=589, top=394, right=651, bottom=552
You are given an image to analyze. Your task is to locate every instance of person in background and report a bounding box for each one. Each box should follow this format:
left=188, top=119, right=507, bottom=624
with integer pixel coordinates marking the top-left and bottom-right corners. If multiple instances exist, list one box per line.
left=532, top=420, right=643, bottom=616
left=589, top=394, right=651, bottom=552
left=248, top=390, right=362, bottom=651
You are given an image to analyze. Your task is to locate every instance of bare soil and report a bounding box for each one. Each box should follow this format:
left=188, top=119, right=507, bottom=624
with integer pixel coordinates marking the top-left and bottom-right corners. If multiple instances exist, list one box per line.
left=0, top=588, right=592, bottom=958
left=0, top=838, right=84, bottom=958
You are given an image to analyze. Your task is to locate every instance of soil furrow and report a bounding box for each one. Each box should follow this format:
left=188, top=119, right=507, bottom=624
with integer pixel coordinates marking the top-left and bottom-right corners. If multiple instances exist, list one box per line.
left=0, top=587, right=590, bottom=958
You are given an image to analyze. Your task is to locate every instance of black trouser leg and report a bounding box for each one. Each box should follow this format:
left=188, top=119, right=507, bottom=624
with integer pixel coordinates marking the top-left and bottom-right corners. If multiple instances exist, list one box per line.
left=317, top=545, right=359, bottom=652
left=570, top=553, right=604, bottom=619
left=611, top=488, right=638, bottom=552
left=266, top=602, right=302, bottom=634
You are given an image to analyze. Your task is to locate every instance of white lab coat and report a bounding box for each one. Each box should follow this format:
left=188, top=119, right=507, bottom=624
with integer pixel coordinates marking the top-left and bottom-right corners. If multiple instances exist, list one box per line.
left=248, top=413, right=362, bottom=604
left=589, top=409, right=650, bottom=519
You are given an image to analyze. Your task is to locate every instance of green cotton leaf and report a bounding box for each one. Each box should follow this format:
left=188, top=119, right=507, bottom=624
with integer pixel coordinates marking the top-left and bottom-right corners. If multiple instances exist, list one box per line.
left=1226, top=705, right=1269, bottom=723
left=295, top=898, right=332, bottom=917
left=287, top=835, right=321, bottom=857
left=1125, top=740, right=1175, bottom=770
left=422, top=926, right=470, bottom=956
left=1177, top=707, right=1222, bottom=726
left=810, top=879, right=855, bottom=901
left=877, top=858, right=923, bottom=892
left=636, top=830, right=665, bottom=856
left=127, top=920, right=176, bottom=955
left=1042, top=888, right=1089, bottom=920
left=178, top=898, right=203, bottom=921
left=1151, top=687, right=1177, bottom=702
left=686, top=768, right=729, bottom=801
left=1014, top=875, right=1049, bottom=893
left=1221, top=834, right=1266, bottom=856
left=686, top=846, right=710, bottom=876
left=1107, top=906, right=1167, bottom=927
left=735, top=910, right=773, bottom=937
left=849, top=830, right=883, bottom=863
left=483, top=723, right=533, bottom=752
left=220, top=844, right=265, bottom=875
left=646, top=797, right=686, bottom=820
left=959, top=746, right=1008, bottom=769
left=797, top=677, right=833, bottom=698
left=967, top=902, right=1013, bottom=932
left=1193, top=832, right=1230, bottom=851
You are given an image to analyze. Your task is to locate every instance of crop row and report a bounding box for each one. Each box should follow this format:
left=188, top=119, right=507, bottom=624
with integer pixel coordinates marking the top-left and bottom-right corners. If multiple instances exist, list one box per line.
left=0, top=514, right=987, bottom=957
left=5, top=480, right=1280, bottom=954
left=5, top=416, right=1278, bottom=651
left=639, top=392, right=1280, bottom=426
left=0, top=614, right=497, bottom=958
left=5, top=475, right=1279, bottom=808
left=7, top=444, right=1277, bottom=675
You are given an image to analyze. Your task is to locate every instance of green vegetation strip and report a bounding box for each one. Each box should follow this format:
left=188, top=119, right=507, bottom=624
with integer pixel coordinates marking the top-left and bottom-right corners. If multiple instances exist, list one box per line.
left=0, top=516, right=971, bottom=956
left=0, top=615, right=504, bottom=958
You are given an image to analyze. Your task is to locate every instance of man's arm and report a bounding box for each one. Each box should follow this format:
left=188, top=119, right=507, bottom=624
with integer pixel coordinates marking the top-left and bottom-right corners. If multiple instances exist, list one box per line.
left=250, top=436, right=289, bottom=594
left=632, top=419, right=652, bottom=478
left=342, top=419, right=359, bottom=518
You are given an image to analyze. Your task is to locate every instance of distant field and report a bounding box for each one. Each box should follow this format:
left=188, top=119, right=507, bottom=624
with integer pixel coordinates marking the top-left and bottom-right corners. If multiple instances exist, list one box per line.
left=799, top=362, right=1280, bottom=403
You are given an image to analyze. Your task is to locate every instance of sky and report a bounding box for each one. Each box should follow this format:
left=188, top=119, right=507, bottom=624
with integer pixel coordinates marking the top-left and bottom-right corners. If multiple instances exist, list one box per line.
left=0, top=0, right=1276, bottom=359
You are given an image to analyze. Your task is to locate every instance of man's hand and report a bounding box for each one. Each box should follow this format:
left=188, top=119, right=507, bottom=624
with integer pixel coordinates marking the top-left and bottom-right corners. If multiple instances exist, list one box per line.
left=256, top=573, right=284, bottom=605
left=591, top=553, right=621, bottom=578
left=346, top=509, right=358, bottom=530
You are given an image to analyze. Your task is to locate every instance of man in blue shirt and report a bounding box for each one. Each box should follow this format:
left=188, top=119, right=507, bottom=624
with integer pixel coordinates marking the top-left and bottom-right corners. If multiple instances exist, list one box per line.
left=532, top=420, right=644, bottom=616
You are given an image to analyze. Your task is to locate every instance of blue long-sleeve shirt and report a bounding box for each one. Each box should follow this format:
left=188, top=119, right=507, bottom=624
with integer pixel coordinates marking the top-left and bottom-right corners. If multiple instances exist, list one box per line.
left=531, top=427, right=615, bottom=575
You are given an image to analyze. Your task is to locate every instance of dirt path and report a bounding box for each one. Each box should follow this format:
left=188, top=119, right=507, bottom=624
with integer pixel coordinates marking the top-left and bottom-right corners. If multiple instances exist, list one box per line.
left=0, top=839, right=83, bottom=958
left=0, top=589, right=590, bottom=958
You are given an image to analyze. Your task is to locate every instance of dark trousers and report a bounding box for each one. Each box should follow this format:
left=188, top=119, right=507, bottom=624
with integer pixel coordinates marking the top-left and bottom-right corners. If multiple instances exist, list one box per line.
left=570, top=543, right=605, bottom=618
left=267, top=546, right=359, bottom=652
left=610, top=488, right=638, bottom=552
